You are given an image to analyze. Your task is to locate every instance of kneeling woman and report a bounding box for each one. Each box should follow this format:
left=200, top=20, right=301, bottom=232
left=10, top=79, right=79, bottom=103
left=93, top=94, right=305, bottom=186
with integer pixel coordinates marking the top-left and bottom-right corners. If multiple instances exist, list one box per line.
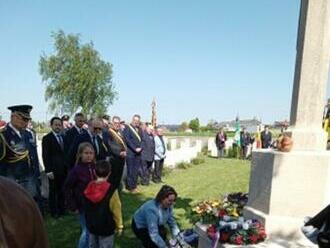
left=132, top=185, right=180, bottom=248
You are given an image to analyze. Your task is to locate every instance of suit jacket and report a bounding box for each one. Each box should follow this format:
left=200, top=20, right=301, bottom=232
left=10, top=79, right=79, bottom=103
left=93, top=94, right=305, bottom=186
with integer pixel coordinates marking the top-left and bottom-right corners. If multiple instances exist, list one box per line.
left=42, top=132, right=67, bottom=177
left=154, top=135, right=166, bottom=161
left=261, top=131, right=272, bottom=148
left=215, top=132, right=227, bottom=149
left=141, top=131, right=155, bottom=162
left=68, top=132, right=110, bottom=167
left=64, top=126, right=83, bottom=152
left=108, top=129, right=126, bottom=161
left=123, top=124, right=142, bottom=158
left=108, top=129, right=126, bottom=189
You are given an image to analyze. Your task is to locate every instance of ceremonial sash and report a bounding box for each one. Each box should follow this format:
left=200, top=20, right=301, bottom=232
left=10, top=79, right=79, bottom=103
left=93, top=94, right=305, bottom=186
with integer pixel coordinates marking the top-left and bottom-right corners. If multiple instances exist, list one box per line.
left=109, top=128, right=127, bottom=151
left=128, top=124, right=141, bottom=142
left=0, top=131, right=29, bottom=163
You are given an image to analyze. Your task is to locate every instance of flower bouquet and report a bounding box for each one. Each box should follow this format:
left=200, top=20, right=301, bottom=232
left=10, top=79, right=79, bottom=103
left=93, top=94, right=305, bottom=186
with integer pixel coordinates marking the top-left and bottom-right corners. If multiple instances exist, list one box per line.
left=192, top=192, right=267, bottom=246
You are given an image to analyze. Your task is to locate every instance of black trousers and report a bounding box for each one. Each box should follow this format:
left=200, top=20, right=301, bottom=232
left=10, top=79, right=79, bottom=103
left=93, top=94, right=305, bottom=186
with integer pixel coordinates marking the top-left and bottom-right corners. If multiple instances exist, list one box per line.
left=140, top=160, right=153, bottom=185
left=306, top=205, right=330, bottom=230
left=152, top=159, right=164, bottom=183
left=109, top=158, right=125, bottom=190
left=126, top=156, right=141, bottom=190
left=131, top=219, right=167, bottom=248
left=48, top=176, right=66, bottom=217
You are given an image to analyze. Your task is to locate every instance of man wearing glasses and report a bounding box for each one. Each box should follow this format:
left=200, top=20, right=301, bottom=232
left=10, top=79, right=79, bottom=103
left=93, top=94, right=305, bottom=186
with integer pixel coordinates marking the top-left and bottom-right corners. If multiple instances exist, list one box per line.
left=68, top=118, right=110, bottom=166
left=0, top=105, right=40, bottom=199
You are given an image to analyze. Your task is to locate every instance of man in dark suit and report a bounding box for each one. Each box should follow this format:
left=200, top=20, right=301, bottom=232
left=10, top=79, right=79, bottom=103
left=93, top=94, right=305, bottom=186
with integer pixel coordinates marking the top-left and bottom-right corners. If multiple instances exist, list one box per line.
left=42, top=117, right=67, bottom=218
left=108, top=116, right=127, bottom=190
left=61, top=115, right=71, bottom=135
left=261, top=125, right=272, bottom=148
left=140, top=123, right=155, bottom=185
left=68, top=118, right=110, bottom=167
left=63, top=112, right=85, bottom=159
left=123, top=114, right=142, bottom=192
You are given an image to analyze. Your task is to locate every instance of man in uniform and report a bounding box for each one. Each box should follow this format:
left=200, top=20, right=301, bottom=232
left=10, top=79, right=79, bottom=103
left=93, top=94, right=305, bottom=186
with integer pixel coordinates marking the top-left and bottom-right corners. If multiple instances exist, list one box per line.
left=108, top=116, right=126, bottom=190
left=0, top=105, right=40, bottom=200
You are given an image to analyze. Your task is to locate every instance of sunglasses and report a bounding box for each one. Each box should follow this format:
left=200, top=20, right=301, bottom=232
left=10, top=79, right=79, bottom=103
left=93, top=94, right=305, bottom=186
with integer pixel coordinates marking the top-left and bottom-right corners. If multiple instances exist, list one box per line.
left=15, top=114, right=30, bottom=122
left=94, top=127, right=102, bottom=131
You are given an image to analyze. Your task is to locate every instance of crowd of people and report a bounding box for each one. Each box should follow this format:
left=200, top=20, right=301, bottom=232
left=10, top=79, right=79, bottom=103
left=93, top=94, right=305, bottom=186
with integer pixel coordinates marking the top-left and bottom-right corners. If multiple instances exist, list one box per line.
left=214, top=125, right=273, bottom=160
left=0, top=104, right=179, bottom=248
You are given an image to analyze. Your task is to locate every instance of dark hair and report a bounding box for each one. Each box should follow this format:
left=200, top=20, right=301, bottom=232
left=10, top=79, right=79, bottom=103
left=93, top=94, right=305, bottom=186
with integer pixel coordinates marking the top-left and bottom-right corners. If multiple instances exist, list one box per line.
left=133, top=114, right=141, bottom=119
left=50, top=117, right=62, bottom=126
left=155, top=185, right=177, bottom=203
left=95, top=160, right=111, bottom=178
left=61, top=115, right=70, bottom=121
left=102, top=114, right=110, bottom=121
left=112, top=116, right=120, bottom=122
left=75, top=112, right=85, bottom=118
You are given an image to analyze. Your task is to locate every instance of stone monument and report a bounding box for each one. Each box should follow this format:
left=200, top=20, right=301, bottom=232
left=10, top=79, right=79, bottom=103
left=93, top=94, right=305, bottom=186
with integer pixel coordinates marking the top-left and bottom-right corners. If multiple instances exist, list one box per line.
left=244, top=0, right=330, bottom=246
left=151, top=98, right=157, bottom=128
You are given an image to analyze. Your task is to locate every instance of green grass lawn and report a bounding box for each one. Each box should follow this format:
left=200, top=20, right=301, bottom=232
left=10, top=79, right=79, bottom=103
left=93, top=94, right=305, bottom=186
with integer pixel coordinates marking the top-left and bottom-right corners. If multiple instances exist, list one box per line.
left=46, top=157, right=250, bottom=248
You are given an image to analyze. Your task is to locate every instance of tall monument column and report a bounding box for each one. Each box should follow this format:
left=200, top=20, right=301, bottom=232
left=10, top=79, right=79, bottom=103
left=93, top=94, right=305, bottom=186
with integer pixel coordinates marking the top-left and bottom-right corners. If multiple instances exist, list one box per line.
left=244, top=0, right=330, bottom=245
left=290, top=0, right=330, bottom=151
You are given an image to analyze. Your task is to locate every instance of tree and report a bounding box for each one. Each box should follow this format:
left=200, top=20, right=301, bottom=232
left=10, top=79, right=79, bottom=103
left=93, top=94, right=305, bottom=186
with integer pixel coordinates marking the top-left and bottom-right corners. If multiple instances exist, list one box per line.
left=189, top=118, right=200, bottom=132
left=39, top=30, right=117, bottom=116
left=178, top=122, right=189, bottom=132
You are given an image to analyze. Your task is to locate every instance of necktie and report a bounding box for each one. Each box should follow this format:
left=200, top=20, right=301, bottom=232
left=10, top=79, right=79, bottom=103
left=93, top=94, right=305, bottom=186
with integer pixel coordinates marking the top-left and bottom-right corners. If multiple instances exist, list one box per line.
left=57, top=134, right=64, bottom=149
left=93, top=136, right=100, bottom=155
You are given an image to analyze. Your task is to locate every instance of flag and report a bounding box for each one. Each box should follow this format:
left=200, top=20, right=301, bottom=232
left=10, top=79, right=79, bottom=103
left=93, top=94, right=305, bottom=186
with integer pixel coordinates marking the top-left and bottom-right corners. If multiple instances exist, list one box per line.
left=234, top=116, right=241, bottom=147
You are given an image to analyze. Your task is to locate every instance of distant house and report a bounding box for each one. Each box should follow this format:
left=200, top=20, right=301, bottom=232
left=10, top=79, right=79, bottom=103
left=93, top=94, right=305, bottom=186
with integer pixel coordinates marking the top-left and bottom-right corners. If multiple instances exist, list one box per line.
left=216, top=117, right=262, bottom=133
left=273, top=120, right=289, bottom=130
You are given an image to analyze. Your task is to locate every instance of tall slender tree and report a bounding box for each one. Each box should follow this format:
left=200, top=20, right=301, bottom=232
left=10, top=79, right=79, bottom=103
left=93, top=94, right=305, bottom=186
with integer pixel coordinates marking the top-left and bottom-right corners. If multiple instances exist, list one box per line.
left=39, top=30, right=117, bottom=116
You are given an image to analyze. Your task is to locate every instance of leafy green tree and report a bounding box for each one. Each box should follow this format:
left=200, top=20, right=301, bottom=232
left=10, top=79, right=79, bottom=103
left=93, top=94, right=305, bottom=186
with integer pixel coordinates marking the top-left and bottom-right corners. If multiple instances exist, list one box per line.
left=39, top=30, right=117, bottom=116
left=189, top=118, right=200, bottom=132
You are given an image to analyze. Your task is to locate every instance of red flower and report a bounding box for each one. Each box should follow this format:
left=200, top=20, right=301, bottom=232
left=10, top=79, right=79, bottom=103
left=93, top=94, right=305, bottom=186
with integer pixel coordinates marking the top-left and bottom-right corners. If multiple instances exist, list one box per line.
left=218, top=209, right=227, bottom=217
left=207, top=224, right=216, bottom=234
left=249, top=234, right=259, bottom=244
left=258, top=230, right=267, bottom=240
left=220, top=232, right=230, bottom=242
left=234, top=235, right=243, bottom=245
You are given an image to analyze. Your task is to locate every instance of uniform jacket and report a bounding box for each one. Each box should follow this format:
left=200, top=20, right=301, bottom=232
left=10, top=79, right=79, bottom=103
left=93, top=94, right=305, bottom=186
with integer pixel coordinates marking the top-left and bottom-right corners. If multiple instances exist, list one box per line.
left=0, top=124, right=32, bottom=179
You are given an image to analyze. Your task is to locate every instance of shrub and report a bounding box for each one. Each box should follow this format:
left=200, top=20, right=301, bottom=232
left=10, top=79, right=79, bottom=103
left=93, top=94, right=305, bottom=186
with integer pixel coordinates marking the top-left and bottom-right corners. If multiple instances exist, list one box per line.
left=191, top=157, right=205, bottom=165
left=176, top=162, right=192, bottom=169
left=227, top=146, right=241, bottom=158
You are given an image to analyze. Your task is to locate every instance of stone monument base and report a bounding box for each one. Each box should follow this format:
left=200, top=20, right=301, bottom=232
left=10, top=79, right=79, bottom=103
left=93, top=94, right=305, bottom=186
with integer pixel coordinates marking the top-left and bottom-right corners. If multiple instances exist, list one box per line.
left=243, top=149, right=330, bottom=247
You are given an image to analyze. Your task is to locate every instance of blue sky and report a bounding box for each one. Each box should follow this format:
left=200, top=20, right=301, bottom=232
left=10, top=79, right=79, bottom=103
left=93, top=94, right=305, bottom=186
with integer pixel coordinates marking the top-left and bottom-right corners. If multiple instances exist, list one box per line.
left=0, top=0, right=328, bottom=124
